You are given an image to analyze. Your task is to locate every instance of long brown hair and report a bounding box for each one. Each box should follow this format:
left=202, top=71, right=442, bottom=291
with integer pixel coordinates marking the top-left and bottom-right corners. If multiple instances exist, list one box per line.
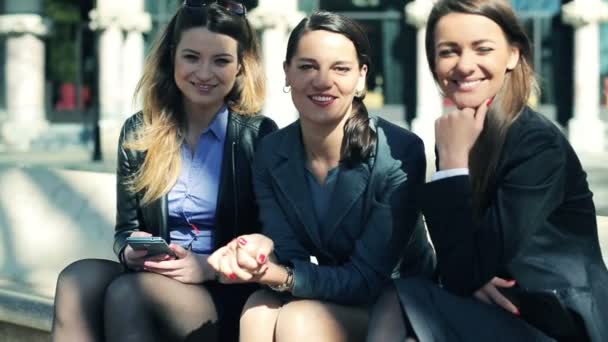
left=126, top=2, right=265, bottom=205
left=285, top=11, right=376, bottom=167
left=425, top=0, right=537, bottom=213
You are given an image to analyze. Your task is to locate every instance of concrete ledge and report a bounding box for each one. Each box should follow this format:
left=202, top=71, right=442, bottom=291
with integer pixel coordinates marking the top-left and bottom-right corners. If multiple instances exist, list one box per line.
left=0, top=166, right=117, bottom=336
left=0, top=288, right=52, bottom=332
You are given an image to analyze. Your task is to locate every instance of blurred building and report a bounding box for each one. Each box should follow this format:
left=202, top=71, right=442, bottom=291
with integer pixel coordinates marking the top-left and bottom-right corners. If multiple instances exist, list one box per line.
left=0, top=0, right=606, bottom=158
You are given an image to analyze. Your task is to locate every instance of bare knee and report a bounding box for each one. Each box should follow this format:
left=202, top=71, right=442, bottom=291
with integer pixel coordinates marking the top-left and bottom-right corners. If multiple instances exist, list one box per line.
left=239, top=290, right=282, bottom=342
left=275, top=300, right=367, bottom=342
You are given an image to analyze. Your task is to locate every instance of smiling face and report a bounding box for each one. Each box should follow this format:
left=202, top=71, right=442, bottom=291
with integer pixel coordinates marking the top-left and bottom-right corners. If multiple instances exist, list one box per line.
left=284, top=29, right=367, bottom=127
left=433, top=12, right=520, bottom=109
left=173, top=27, right=240, bottom=114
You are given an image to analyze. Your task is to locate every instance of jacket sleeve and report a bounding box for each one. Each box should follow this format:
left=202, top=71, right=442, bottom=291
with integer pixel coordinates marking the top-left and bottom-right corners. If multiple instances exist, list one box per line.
left=113, top=117, right=144, bottom=258
left=422, top=127, right=566, bottom=295
left=254, top=136, right=426, bottom=304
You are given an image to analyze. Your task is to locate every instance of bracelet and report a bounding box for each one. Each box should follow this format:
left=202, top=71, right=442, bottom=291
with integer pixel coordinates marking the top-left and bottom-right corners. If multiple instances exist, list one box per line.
left=268, top=266, right=294, bottom=293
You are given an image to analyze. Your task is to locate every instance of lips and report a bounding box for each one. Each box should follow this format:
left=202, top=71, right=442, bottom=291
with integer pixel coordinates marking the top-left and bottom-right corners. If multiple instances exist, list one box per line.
left=452, top=78, right=484, bottom=91
left=309, top=94, right=336, bottom=106
left=190, top=81, right=217, bottom=93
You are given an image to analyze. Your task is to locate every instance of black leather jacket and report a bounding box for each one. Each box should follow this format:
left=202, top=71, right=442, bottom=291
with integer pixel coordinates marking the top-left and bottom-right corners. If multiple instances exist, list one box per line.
left=113, top=111, right=277, bottom=259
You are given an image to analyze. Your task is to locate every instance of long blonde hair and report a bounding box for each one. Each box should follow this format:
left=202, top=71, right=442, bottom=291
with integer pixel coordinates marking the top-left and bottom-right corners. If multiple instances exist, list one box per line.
left=426, top=0, right=538, bottom=214
left=125, top=3, right=265, bottom=205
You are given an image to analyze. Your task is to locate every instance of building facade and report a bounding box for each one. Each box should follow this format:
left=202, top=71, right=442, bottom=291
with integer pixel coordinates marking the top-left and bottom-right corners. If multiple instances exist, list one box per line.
left=0, top=0, right=606, bottom=157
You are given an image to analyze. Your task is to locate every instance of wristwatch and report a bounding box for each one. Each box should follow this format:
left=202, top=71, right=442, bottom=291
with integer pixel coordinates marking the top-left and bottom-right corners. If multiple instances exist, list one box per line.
left=269, top=266, right=294, bottom=292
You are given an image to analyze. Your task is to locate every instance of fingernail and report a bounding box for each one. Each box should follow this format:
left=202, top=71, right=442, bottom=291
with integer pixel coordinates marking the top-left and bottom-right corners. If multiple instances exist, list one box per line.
left=514, top=308, right=521, bottom=316
left=229, top=273, right=237, bottom=280
left=238, top=238, right=247, bottom=246
left=258, top=254, right=266, bottom=264
left=487, top=97, right=494, bottom=107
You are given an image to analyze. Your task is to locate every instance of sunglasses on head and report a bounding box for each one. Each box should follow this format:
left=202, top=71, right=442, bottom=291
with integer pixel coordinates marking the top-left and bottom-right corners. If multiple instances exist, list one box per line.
left=183, top=0, right=247, bottom=16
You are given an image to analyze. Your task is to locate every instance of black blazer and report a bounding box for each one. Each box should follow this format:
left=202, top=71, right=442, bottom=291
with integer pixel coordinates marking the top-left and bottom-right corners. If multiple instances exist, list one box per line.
left=253, top=117, right=436, bottom=305
left=113, top=111, right=277, bottom=258
left=422, top=107, right=608, bottom=341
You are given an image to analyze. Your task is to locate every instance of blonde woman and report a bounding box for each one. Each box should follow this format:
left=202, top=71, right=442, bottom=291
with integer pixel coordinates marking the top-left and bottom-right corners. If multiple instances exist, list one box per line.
left=51, top=1, right=276, bottom=341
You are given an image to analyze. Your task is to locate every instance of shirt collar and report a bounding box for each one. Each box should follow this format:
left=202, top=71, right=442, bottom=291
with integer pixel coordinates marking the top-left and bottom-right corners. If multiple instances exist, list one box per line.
left=205, top=105, right=229, bottom=142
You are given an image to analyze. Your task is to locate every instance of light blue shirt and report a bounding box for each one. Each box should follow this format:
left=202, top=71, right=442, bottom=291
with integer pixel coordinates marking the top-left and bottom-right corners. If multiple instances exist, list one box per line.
left=167, top=106, right=228, bottom=254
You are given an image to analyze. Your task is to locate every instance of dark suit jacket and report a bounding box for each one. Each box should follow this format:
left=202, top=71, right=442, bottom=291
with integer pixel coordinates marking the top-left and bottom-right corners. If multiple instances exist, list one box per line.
left=113, top=111, right=277, bottom=258
left=422, top=107, right=608, bottom=341
left=253, top=117, right=435, bottom=305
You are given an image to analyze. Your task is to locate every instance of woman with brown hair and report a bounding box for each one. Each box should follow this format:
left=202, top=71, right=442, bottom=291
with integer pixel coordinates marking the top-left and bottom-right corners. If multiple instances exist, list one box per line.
left=208, top=11, right=435, bottom=342
left=51, top=1, right=276, bottom=341
left=367, top=0, right=608, bottom=341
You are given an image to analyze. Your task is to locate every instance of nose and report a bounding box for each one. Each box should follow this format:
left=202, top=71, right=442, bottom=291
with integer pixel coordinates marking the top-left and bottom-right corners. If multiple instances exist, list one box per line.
left=312, top=69, right=332, bottom=90
left=454, top=50, right=476, bottom=75
left=194, top=62, right=213, bottom=81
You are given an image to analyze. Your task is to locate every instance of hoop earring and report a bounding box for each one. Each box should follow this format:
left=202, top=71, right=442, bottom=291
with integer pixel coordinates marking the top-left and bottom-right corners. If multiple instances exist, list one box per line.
left=283, top=85, right=291, bottom=93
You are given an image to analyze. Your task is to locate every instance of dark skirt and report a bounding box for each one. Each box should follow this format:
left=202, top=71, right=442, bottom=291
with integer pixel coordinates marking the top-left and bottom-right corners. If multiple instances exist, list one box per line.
left=394, top=277, right=555, bottom=342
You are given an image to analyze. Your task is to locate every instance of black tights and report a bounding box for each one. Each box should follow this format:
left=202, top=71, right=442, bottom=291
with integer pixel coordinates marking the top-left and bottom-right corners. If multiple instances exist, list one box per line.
left=52, top=259, right=219, bottom=342
left=366, top=284, right=416, bottom=342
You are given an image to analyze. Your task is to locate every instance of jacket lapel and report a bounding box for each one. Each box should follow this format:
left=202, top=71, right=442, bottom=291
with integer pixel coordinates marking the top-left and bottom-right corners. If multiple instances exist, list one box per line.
left=322, top=163, right=370, bottom=242
left=270, top=123, right=324, bottom=250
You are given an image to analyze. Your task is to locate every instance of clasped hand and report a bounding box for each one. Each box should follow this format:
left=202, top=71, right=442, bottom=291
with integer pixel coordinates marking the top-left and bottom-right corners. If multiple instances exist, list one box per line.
left=207, top=233, right=274, bottom=284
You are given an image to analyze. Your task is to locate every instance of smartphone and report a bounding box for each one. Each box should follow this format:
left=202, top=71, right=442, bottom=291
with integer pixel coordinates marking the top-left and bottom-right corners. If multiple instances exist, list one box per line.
left=126, top=236, right=176, bottom=257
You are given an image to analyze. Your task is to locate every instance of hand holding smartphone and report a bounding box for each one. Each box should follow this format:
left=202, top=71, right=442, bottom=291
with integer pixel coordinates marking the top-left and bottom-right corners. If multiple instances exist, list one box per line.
left=126, top=236, right=176, bottom=258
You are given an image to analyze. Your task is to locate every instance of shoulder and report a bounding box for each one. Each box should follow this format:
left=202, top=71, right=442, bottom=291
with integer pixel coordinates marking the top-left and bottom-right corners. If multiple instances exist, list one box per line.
left=505, top=107, right=566, bottom=156
left=230, top=112, right=278, bottom=134
left=375, top=117, right=423, bottom=145
left=119, top=111, right=144, bottom=143
left=374, top=116, right=425, bottom=161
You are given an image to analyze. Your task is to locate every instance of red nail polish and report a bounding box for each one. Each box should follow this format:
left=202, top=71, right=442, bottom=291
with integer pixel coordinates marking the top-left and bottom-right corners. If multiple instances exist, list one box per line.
left=229, top=273, right=237, bottom=280
left=238, top=238, right=247, bottom=246
left=514, top=308, right=521, bottom=316
left=258, top=254, right=266, bottom=264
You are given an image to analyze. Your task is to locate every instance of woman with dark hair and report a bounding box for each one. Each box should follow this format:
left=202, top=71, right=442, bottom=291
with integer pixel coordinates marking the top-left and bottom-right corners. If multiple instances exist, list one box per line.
left=367, top=0, right=608, bottom=341
left=51, top=1, right=276, bottom=341
left=208, top=11, right=435, bottom=342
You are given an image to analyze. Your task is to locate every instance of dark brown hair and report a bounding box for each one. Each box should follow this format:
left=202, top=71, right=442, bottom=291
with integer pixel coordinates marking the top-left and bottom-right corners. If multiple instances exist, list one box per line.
left=285, top=11, right=376, bottom=167
left=426, top=0, right=537, bottom=213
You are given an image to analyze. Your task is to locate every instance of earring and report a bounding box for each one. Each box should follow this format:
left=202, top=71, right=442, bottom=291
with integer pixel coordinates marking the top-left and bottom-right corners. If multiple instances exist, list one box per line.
left=283, top=85, right=291, bottom=93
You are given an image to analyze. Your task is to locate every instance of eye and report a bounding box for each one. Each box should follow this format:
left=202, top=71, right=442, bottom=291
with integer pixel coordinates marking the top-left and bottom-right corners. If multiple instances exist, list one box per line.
left=183, top=54, right=198, bottom=62
left=215, top=58, right=232, bottom=66
left=334, top=66, right=351, bottom=73
left=476, top=46, right=494, bottom=54
left=437, top=48, right=456, bottom=58
left=297, top=64, right=315, bottom=71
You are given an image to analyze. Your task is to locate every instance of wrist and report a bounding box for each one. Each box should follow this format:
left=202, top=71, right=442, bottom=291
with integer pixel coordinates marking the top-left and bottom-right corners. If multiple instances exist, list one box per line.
left=268, top=265, right=294, bottom=293
left=199, top=254, right=216, bottom=282
left=438, top=154, right=469, bottom=170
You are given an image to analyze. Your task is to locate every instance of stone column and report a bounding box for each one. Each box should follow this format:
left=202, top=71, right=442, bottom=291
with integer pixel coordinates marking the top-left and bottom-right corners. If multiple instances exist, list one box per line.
left=405, top=0, right=443, bottom=157
left=562, top=0, right=608, bottom=153
left=0, top=14, right=50, bottom=151
left=249, top=0, right=304, bottom=128
left=89, top=0, right=151, bottom=159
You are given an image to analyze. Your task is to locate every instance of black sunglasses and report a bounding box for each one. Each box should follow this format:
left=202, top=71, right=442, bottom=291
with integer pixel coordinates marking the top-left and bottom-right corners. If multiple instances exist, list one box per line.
left=183, top=0, right=247, bottom=16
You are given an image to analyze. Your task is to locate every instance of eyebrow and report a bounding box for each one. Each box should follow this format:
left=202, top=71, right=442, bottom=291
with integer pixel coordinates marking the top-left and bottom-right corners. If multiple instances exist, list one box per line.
left=180, top=48, right=235, bottom=58
left=295, top=57, right=355, bottom=65
left=436, top=39, right=497, bottom=47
